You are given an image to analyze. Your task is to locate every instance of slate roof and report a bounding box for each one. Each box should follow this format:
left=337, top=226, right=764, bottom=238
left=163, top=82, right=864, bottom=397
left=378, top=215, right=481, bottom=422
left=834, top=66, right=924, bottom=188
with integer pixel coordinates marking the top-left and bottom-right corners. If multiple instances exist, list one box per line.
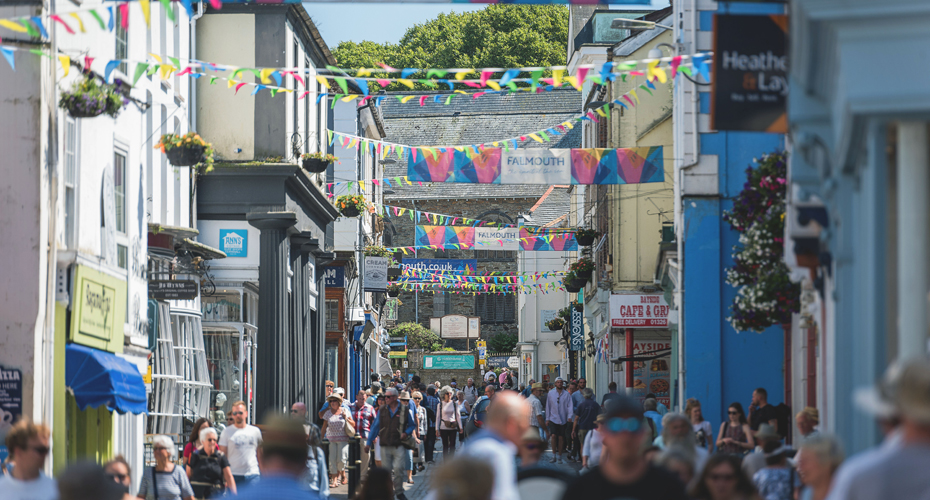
left=526, top=187, right=572, bottom=228
left=381, top=88, right=583, bottom=200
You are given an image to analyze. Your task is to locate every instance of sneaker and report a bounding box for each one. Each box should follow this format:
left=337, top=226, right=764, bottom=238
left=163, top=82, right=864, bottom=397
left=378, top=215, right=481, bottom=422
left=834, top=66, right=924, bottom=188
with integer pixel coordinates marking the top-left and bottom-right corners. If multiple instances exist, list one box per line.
left=549, top=456, right=558, bottom=463
left=557, top=457, right=564, bottom=464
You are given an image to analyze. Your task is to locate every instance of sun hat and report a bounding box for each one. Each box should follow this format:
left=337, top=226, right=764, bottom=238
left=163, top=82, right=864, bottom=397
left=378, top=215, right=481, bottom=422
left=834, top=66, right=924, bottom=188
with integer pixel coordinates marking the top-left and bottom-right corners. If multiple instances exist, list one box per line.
left=532, top=382, right=544, bottom=390
left=399, top=391, right=411, bottom=401
left=756, top=423, right=780, bottom=441
left=604, top=393, right=644, bottom=420
left=327, top=394, right=343, bottom=404
left=857, top=356, right=930, bottom=423
left=521, top=426, right=547, bottom=444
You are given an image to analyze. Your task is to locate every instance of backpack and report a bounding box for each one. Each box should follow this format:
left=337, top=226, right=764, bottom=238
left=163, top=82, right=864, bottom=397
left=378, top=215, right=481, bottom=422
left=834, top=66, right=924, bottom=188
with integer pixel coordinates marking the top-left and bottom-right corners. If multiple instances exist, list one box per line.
left=774, top=403, right=792, bottom=440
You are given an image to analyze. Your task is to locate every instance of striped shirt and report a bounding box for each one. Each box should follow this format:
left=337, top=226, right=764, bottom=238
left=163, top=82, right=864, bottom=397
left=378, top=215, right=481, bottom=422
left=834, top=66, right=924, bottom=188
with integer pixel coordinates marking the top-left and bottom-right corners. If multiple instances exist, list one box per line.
left=137, top=465, right=194, bottom=500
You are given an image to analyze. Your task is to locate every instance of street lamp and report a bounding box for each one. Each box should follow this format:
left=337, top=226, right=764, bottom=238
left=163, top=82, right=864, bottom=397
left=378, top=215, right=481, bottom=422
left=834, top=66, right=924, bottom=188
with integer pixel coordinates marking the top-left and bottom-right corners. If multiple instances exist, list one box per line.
left=611, top=18, right=673, bottom=31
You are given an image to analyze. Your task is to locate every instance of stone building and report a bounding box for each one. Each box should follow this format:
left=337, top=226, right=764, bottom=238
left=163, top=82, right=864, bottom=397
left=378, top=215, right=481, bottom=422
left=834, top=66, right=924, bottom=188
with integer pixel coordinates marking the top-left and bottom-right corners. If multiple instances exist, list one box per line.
left=380, top=89, right=581, bottom=350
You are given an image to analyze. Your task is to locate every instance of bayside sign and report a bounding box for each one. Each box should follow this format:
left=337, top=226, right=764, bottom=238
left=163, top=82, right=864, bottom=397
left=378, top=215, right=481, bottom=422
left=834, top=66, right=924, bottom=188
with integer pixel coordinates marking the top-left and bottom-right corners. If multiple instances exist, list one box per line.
left=609, top=294, right=670, bottom=328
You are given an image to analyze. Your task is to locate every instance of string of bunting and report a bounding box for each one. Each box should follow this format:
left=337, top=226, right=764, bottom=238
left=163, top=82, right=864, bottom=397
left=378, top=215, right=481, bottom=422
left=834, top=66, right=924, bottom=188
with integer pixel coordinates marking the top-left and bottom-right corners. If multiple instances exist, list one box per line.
left=385, top=236, right=574, bottom=255
left=388, top=280, right=567, bottom=295
left=402, top=269, right=568, bottom=283
left=401, top=268, right=570, bottom=278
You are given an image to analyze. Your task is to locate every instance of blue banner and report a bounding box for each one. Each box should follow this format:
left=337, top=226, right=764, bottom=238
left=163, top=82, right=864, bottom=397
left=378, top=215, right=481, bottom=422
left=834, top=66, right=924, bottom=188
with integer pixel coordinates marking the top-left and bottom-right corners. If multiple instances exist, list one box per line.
left=400, top=259, right=478, bottom=280
left=570, top=307, right=584, bottom=351
left=324, top=266, right=345, bottom=288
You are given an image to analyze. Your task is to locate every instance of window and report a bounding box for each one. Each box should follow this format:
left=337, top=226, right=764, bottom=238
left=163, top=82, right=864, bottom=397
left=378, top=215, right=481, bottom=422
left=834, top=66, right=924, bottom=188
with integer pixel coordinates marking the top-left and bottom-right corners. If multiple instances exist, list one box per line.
left=115, top=8, right=127, bottom=73
left=475, top=293, right=514, bottom=324
left=64, top=117, right=78, bottom=248
left=114, top=151, right=126, bottom=233
left=433, top=292, right=451, bottom=317
left=325, top=299, right=340, bottom=331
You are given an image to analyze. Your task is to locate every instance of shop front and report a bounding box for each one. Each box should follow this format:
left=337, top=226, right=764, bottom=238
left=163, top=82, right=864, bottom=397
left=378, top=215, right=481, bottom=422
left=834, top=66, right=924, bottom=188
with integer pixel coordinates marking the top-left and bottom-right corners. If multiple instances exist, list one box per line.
left=609, top=293, right=672, bottom=406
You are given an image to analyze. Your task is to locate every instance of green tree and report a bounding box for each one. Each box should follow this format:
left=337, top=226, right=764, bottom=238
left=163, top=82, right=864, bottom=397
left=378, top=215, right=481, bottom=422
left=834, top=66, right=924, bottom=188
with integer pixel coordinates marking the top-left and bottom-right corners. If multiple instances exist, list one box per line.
left=390, top=322, right=444, bottom=351
left=330, top=5, right=569, bottom=91
left=487, top=332, right=518, bottom=353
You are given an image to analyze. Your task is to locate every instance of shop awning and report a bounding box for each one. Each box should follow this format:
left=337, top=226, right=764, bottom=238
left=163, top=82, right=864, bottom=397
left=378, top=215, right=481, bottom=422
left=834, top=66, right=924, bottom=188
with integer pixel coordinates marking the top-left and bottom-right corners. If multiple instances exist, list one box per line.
left=65, top=344, right=148, bottom=414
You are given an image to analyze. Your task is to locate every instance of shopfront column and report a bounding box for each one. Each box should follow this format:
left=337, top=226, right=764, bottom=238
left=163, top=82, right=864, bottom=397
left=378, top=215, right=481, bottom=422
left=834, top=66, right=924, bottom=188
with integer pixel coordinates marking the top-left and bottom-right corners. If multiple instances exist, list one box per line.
left=290, top=233, right=315, bottom=409
left=248, top=212, right=297, bottom=420
left=897, top=122, right=930, bottom=358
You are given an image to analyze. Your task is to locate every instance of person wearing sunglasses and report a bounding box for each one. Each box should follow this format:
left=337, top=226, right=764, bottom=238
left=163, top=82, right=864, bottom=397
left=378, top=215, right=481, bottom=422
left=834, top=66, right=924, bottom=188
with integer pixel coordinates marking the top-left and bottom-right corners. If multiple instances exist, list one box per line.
left=139, top=435, right=195, bottom=500
left=0, top=419, right=57, bottom=500
left=104, top=455, right=135, bottom=500
left=716, top=403, right=754, bottom=456
left=561, top=393, right=688, bottom=500
left=517, top=426, right=548, bottom=468
left=218, top=400, right=262, bottom=488
left=689, top=453, right=758, bottom=500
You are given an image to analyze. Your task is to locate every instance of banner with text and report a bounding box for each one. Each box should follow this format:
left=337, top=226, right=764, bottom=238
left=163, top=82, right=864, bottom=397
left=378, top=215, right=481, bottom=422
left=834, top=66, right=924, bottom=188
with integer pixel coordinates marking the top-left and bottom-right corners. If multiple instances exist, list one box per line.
left=400, top=259, right=478, bottom=280
left=415, top=226, right=578, bottom=252
left=609, top=294, right=670, bottom=328
left=408, top=147, right=664, bottom=185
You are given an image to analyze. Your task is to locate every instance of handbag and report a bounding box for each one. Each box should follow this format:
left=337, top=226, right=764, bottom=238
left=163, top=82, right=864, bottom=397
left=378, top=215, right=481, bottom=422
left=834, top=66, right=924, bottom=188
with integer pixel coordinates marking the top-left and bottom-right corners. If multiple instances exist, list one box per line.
left=345, top=416, right=357, bottom=438
left=398, top=404, right=417, bottom=450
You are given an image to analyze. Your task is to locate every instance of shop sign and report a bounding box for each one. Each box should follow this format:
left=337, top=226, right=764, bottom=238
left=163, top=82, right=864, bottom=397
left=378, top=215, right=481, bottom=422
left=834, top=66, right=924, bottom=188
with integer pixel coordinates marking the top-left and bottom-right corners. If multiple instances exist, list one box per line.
left=422, top=355, right=475, bottom=370
left=400, top=258, right=478, bottom=279
left=540, top=310, right=559, bottom=332
left=570, top=307, right=584, bottom=350
left=610, top=294, right=670, bottom=328
left=324, top=266, right=345, bottom=288
left=507, top=357, right=520, bottom=368
left=364, top=256, right=389, bottom=292
left=486, top=356, right=511, bottom=368
left=71, top=265, right=126, bottom=353
left=389, top=350, right=408, bottom=359
left=219, top=229, right=248, bottom=257
left=712, top=14, right=789, bottom=132
left=149, top=280, right=199, bottom=300
left=0, top=365, right=22, bottom=463
left=629, top=340, right=672, bottom=407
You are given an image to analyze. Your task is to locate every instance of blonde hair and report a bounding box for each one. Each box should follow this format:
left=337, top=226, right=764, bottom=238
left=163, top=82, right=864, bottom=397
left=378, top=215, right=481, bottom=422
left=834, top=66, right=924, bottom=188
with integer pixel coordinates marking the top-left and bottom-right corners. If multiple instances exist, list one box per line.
left=685, top=398, right=703, bottom=422
left=797, top=406, right=820, bottom=425
left=5, top=419, right=50, bottom=459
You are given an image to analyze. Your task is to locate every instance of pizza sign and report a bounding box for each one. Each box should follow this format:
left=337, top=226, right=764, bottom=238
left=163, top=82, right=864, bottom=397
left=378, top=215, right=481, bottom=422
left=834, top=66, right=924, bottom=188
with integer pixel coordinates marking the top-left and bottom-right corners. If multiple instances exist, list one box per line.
left=609, top=294, right=670, bottom=328
left=630, top=340, right=672, bottom=407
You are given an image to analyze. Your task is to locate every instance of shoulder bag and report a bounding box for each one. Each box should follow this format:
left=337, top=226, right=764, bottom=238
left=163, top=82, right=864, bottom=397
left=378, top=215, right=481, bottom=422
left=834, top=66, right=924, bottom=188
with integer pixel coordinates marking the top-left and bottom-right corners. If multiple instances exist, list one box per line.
left=344, top=411, right=357, bottom=438
left=398, top=404, right=418, bottom=450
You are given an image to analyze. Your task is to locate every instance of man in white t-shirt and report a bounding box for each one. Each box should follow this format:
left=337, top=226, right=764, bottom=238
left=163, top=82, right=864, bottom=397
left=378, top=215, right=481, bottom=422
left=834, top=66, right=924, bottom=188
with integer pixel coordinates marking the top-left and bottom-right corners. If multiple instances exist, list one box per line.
left=219, top=400, right=262, bottom=487
left=0, top=420, right=58, bottom=500
left=527, top=383, right=546, bottom=432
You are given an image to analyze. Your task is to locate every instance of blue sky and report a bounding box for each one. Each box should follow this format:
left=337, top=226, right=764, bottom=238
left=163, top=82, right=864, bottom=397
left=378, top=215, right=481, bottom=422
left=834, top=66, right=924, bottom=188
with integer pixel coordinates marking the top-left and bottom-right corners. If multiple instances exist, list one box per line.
left=304, top=3, right=487, bottom=47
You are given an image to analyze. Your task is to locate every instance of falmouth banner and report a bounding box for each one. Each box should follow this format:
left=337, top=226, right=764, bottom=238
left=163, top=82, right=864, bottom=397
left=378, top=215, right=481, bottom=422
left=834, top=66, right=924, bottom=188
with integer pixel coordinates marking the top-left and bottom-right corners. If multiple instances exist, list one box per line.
left=415, top=226, right=578, bottom=252
left=407, top=147, right=664, bottom=185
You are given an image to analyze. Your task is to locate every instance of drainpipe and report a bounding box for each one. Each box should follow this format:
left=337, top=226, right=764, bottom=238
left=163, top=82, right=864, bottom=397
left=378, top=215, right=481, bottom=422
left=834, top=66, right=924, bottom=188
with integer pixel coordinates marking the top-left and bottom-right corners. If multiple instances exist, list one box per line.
left=188, top=3, right=205, bottom=228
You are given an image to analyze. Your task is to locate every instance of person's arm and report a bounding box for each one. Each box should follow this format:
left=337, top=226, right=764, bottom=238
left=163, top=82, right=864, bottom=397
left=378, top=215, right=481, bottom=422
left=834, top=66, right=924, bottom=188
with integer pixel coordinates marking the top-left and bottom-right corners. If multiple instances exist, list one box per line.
left=536, top=412, right=546, bottom=430
left=223, top=466, right=237, bottom=495
left=179, top=468, right=196, bottom=500
left=405, top=404, right=417, bottom=436
left=704, top=422, right=713, bottom=452
left=136, top=470, right=148, bottom=499
left=218, top=429, right=229, bottom=455
left=366, top=413, right=381, bottom=450
left=716, top=422, right=727, bottom=448
left=456, top=404, right=463, bottom=433
left=743, top=424, right=755, bottom=449
left=545, top=393, right=552, bottom=425
left=344, top=412, right=355, bottom=428
left=435, top=403, right=441, bottom=435
left=186, top=464, right=193, bottom=478
left=582, top=429, right=592, bottom=466
left=320, top=419, right=328, bottom=438
left=572, top=415, right=579, bottom=438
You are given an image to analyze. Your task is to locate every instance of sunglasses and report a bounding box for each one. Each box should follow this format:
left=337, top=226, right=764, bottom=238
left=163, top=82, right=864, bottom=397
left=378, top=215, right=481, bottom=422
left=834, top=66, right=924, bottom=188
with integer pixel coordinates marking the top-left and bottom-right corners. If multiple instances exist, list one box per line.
left=413, top=398, right=422, bottom=401
left=523, top=443, right=541, bottom=451
left=728, top=411, right=739, bottom=415
left=30, top=445, right=50, bottom=455
left=709, top=473, right=736, bottom=482
left=153, top=447, right=168, bottom=452
left=107, top=473, right=128, bottom=482
left=604, top=417, right=642, bottom=434
left=232, top=412, right=244, bottom=415
left=290, top=409, right=300, bottom=413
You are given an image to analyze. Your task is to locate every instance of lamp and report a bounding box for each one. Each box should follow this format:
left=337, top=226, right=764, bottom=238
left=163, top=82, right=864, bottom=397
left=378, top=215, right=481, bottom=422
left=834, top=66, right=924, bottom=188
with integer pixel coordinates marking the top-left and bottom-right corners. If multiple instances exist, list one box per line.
left=611, top=18, right=673, bottom=31
left=648, top=43, right=678, bottom=60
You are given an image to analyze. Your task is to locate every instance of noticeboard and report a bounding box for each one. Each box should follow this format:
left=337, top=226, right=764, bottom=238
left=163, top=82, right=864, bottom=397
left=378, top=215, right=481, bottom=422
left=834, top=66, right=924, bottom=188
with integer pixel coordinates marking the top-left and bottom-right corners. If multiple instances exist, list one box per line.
left=422, top=355, right=475, bottom=370
left=0, top=365, right=22, bottom=463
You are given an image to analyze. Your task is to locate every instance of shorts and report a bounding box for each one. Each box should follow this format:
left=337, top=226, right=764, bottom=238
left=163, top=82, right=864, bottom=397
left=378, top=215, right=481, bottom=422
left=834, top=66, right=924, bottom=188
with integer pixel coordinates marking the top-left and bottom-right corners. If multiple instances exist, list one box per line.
left=328, top=440, right=349, bottom=472
left=547, top=422, right=567, bottom=437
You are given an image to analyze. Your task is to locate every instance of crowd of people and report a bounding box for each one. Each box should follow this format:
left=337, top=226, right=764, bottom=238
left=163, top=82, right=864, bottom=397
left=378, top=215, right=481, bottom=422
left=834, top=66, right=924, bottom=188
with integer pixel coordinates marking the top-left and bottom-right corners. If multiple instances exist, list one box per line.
left=4, top=357, right=930, bottom=500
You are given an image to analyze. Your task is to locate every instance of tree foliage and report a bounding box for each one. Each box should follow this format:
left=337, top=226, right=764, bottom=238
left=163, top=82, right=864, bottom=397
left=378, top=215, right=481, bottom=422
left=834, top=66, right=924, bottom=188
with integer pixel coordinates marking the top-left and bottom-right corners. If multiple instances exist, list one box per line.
left=487, top=332, right=518, bottom=353
left=390, top=322, right=444, bottom=351
left=330, top=5, right=569, bottom=91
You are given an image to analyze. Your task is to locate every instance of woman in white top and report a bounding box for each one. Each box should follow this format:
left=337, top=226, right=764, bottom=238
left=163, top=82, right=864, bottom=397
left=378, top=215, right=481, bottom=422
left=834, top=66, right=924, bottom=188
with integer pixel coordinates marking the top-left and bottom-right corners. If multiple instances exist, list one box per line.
left=582, top=413, right=605, bottom=471
left=435, top=386, right=463, bottom=458
left=412, top=392, right=428, bottom=472
left=455, top=391, right=470, bottom=445
left=687, top=398, right=714, bottom=453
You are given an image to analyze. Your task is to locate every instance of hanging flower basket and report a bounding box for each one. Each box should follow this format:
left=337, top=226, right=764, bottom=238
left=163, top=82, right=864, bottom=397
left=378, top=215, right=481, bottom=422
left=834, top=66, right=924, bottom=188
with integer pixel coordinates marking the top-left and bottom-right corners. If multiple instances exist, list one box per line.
left=155, top=132, right=215, bottom=172
left=300, top=152, right=338, bottom=173
left=59, top=77, right=127, bottom=119
left=336, top=194, right=370, bottom=218
left=387, top=284, right=401, bottom=298
left=571, top=300, right=584, bottom=312
left=563, top=271, right=586, bottom=293
left=574, top=228, right=600, bottom=247
left=557, top=306, right=571, bottom=320
left=570, top=257, right=595, bottom=279
left=565, top=283, right=582, bottom=293
left=546, top=318, right=565, bottom=331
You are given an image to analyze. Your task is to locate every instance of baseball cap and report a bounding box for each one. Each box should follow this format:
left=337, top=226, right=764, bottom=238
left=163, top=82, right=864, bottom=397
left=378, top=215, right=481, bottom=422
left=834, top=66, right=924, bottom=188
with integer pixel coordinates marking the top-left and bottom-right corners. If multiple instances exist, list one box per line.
left=604, top=393, right=644, bottom=420
left=554, top=377, right=564, bottom=382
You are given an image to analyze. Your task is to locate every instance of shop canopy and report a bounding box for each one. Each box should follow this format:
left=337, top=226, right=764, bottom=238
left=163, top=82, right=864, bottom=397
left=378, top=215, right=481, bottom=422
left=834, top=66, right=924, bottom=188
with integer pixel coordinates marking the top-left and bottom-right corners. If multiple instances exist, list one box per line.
left=65, top=344, right=148, bottom=414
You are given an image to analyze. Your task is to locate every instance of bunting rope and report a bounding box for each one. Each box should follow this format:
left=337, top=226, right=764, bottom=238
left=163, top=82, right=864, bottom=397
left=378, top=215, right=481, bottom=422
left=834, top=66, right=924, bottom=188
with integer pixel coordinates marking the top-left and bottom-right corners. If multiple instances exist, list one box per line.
left=388, top=280, right=567, bottom=295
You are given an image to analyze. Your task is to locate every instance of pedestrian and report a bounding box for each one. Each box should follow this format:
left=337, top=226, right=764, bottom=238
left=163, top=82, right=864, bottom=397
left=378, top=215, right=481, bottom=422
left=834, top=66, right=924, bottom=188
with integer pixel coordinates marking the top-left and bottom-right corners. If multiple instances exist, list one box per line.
left=527, top=382, right=546, bottom=433
left=561, top=393, right=689, bottom=500
left=397, top=391, right=416, bottom=485
left=183, top=418, right=213, bottom=465
left=484, top=384, right=497, bottom=401
left=353, top=389, right=376, bottom=482
left=686, top=398, right=714, bottom=453
left=645, top=393, right=669, bottom=415
left=367, top=382, right=382, bottom=406
left=742, top=424, right=779, bottom=478
left=545, top=376, right=574, bottom=464
left=796, top=434, right=844, bottom=500
left=795, top=407, right=820, bottom=445
left=103, top=456, right=134, bottom=500
left=825, top=356, right=930, bottom=500
left=374, top=394, right=387, bottom=467
left=657, top=446, right=697, bottom=488
left=236, top=414, right=318, bottom=500
left=224, top=413, right=234, bottom=429
left=291, top=402, right=311, bottom=436
left=601, top=381, right=621, bottom=411
left=352, top=467, right=393, bottom=500
left=321, top=392, right=356, bottom=488
left=186, top=427, right=236, bottom=499
left=463, top=378, right=479, bottom=406
left=517, top=426, right=548, bottom=469
left=690, top=454, right=758, bottom=500
left=436, top=385, right=463, bottom=458
left=364, top=387, right=417, bottom=500
left=218, top=400, right=262, bottom=487
left=566, top=380, right=582, bottom=461
left=748, top=388, right=778, bottom=437
left=581, top=413, right=606, bottom=472
left=57, top=461, right=123, bottom=500
left=716, top=402, right=755, bottom=456
left=431, top=457, right=495, bottom=500
left=573, top=388, right=600, bottom=463
left=752, top=441, right=801, bottom=500
left=434, top=381, right=442, bottom=390
left=138, top=435, right=195, bottom=500
left=0, top=419, right=57, bottom=500
left=643, top=398, right=664, bottom=435
left=423, top=386, right=440, bottom=464
left=412, top=391, right=428, bottom=472
left=457, top=392, right=530, bottom=500
left=522, top=379, right=535, bottom=398
left=656, top=413, right=709, bottom=473
left=301, top=423, right=329, bottom=499
left=455, top=391, right=469, bottom=445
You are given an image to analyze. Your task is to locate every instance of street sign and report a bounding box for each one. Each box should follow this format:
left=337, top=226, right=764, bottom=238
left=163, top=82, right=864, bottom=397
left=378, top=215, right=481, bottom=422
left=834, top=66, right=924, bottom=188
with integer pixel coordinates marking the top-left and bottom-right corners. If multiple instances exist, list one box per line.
left=149, top=280, right=199, bottom=300
left=403, top=361, right=408, bottom=368
left=507, top=357, right=519, bottom=368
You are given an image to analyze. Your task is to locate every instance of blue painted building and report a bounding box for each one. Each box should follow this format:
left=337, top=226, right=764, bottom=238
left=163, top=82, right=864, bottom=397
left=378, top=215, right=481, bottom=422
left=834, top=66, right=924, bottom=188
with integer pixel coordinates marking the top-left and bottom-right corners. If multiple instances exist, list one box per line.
left=669, top=0, right=788, bottom=429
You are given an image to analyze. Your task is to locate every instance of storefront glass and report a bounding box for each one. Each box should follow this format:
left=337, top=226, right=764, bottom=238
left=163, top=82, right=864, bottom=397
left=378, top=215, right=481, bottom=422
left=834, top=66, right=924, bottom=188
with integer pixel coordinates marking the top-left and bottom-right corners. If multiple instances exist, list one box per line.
left=203, top=327, right=241, bottom=420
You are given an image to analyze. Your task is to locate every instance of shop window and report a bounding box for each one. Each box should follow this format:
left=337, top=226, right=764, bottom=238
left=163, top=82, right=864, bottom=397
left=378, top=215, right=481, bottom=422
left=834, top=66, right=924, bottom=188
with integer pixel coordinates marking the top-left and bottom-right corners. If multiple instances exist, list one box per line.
left=475, top=293, right=514, bottom=324
left=325, top=342, right=339, bottom=388
left=326, top=299, right=340, bottom=331
left=203, top=328, right=241, bottom=416
left=63, top=117, right=78, bottom=248
left=115, top=8, right=127, bottom=74
left=114, top=151, right=126, bottom=234
left=202, top=292, right=242, bottom=322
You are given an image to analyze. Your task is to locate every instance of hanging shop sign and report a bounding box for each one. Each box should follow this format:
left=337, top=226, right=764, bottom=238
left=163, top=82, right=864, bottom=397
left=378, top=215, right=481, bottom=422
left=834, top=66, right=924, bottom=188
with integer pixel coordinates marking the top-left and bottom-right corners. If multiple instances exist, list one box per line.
left=324, top=266, right=345, bottom=288
left=407, top=147, right=664, bottom=185
left=149, top=280, right=199, bottom=300
left=219, top=229, right=248, bottom=257
left=0, top=365, right=22, bottom=464
left=712, top=14, right=788, bottom=132
left=610, top=294, right=670, bottom=328
left=415, top=226, right=578, bottom=252
left=570, top=306, right=585, bottom=351
left=423, top=354, right=476, bottom=370
left=364, top=256, right=389, bottom=292
left=400, top=259, right=478, bottom=280
left=70, top=265, right=126, bottom=353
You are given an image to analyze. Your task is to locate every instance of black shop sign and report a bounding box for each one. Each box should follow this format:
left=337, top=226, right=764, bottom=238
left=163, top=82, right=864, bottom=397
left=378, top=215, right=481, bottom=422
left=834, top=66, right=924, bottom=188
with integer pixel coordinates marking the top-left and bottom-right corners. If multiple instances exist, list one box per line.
left=712, top=14, right=788, bottom=133
left=149, top=280, right=199, bottom=300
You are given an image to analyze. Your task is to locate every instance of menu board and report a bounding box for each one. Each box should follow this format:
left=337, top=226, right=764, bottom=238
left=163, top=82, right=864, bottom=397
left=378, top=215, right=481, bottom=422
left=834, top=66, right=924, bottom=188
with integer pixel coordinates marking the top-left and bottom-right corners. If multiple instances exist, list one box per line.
left=630, top=339, right=672, bottom=408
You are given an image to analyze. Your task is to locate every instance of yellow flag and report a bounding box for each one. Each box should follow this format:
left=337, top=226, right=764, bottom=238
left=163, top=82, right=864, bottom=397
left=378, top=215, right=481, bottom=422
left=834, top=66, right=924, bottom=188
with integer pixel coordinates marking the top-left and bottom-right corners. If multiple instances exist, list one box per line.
left=595, top=107, right=607, bottom=117
left=486, top=81, right=501, bottom=91
left=315, top=76, right=328, bottom=87
left=357, top=68, right=372, bottom=77
left=260, top=68, right=274, bottom=84
left=404, top=177, right=412, bottom=186
left=359, top=180, right=366, bottom=192
left=0, top=19, right=28, bottom=32
left=397, top=79, right=414, bottom=89
left=69, top=13, right=85, bottom=33
left=565, top=76, right=581, bottom=90
left=59, top=55, right=70, bottom=77
left=149, top=53, right=163, bottom=63
left=227, top=79, right=237, bottom=88
left=552, top=69, right=564, bottom=87
left=400, top=95, right=416, bottom=103
left=341, top=95, right=358, bottom=102
left=139, top=0, right=151, bottom=27
left=649, top=60, right=668, bottom=84
left=455, top=70, right=473, bottom=80
left=529, top=134, right=543, bottom=143
left=630, top=89, right=640, bottom=104
left=159, top=64, right=174, bottom=80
